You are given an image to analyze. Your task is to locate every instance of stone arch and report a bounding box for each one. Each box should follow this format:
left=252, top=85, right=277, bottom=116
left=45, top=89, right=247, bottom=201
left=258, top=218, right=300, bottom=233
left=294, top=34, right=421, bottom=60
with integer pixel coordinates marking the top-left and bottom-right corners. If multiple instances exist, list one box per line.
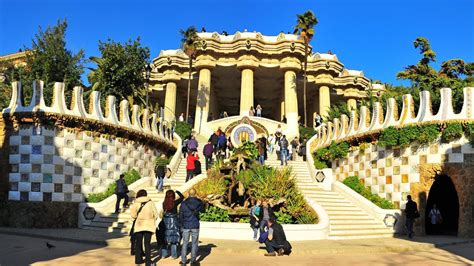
left=411, top=163, right=474, bottom=237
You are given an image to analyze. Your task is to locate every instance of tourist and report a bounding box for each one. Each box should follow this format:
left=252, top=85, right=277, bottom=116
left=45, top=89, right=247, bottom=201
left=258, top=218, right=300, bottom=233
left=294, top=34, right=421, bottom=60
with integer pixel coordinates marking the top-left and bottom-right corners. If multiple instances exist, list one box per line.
left=315, top=113, right=322, bottom=127
left=130, top=189, right=158, bottom=265
left=115, top=174, right=129, bottom=214
left=257, top=139, right=265, bottom=165
left=264, top=218, right=292, bottom=256
left=209, top=131, right=219, bottom=154
left=179, top=113, right=184, bottom=122
left=288, top=144, right=293, bottom=162
left=226, top=136, right=234, bottom=158
left=281, top=115, right=287, bottom=123
left=258, top=200, right=275, bottom=234
left=219, top=111, right=225, bottom=119
left=275, top=140, right=281, bottom=161
left=223, top=111, right=229, bottom=118
left=250, top=199, right=261, bottom=241
left=182, top=136, right=189, bottom=158
left=428, top=204, right=443, bottom=234
left=404, top=195, right=419, bottom=239
left=218, top=132, right=227, bottom=154
left=179, top=188, right=203, bottom=265
left=161, top=190, right=184, bottom=259
left=203, top=141, right=214, bottom=170
left=267, top=134, right=275, bottom=155
left=187, top=115, right=193, bottom=126
left=187, top=136, right=198, bottom=152
left=186, top=151, right=199, bottom=182
left=300, top=138, right=307, bottom=161
left=155, top=154, right=168, bottom=193
left=249, top=106, right=255, bottom=116
left=275, top=125, right=283, bottom=142
left=279, top=135, right=289, bottom=166
left=290, top=137, right=300, bottom=161
left=260, top=135, right=268, bottom=160
left=256, top=104, right=263, bottom=117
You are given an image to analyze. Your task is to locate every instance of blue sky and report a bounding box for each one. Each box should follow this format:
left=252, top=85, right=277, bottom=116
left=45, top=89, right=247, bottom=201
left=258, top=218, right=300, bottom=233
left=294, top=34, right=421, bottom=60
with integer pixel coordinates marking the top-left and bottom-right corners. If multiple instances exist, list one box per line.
left=0, top=0, right=473, bottom=86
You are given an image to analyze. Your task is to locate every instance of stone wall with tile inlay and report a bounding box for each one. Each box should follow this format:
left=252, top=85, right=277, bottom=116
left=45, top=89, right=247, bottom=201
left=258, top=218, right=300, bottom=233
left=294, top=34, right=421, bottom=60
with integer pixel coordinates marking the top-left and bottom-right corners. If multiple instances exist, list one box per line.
left=332, top=137, right=473, bottom=210
left=7, top=125, right=161, bottom=202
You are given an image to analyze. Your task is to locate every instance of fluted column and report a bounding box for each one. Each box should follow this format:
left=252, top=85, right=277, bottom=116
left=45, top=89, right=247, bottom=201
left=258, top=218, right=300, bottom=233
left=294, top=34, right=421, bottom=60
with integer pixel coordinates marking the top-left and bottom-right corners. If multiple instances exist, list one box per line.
left=347, top=98, right=357, bottom=111
left=319, top=85, right=331, bottom=119
left=239, top=68, right=254, bottom=116
left=284, top=70, right=299, bottom=137
left=194, top=68, right=211, bottom=133
left=164, top=81, right=177, bottom=122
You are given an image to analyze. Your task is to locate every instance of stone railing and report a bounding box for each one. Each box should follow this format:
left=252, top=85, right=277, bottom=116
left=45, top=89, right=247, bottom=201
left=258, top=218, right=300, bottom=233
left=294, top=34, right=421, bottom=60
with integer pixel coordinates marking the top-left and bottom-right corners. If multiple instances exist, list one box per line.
left=2, top=81, right=176, bottom=148
left=309, top=87, right=474, bottom=151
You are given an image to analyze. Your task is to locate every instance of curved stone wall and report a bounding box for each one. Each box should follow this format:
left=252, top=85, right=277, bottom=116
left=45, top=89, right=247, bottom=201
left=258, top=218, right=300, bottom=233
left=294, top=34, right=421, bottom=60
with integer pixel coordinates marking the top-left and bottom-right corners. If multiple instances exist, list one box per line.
left=1, top=81, right=177, bottom=202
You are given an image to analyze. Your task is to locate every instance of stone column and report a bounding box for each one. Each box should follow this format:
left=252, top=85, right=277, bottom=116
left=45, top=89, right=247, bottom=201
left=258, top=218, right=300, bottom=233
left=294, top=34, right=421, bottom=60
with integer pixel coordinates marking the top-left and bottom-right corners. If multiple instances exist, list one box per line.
left=164, top=81, right=177, bottom=122
left=280, top=95, right=285, bottom=122
left=239, top=68, right=254, bottom=116
left=284, top=70, right=299, bottom=137
left=319, top=85, right=331, bottom=119
left=347, top=98, right=357, bottom=111
left=194, top=68, right=211, bottom=133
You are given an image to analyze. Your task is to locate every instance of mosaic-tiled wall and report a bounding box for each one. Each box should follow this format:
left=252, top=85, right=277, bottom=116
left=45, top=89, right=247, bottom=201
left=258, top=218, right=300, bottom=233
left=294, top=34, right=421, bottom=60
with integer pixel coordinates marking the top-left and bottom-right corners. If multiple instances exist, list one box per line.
left=332, top=137, right=474, bottom=208
left=8, top=125, right=159, bottom=202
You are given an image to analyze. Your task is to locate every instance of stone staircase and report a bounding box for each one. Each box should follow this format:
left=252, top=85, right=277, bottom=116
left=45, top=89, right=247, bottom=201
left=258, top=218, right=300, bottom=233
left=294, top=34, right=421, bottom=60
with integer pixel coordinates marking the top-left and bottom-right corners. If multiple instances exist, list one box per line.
left=81, top=141, right=208, bottom=234
left=265, top=154, right=393, bottom=240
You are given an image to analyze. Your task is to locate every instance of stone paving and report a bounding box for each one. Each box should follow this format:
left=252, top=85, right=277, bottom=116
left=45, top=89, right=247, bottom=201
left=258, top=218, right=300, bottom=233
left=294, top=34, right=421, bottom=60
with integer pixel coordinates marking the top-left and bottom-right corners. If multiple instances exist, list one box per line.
left=0, top=229, right=473, bottom=265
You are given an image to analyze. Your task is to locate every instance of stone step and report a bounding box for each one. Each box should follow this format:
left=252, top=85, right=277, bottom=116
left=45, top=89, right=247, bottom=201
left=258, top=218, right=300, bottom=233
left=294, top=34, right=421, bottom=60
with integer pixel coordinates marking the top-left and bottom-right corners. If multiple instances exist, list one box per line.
left=325, top=211, right=368, bottom=216
left=82, top=225, right=128, bottom=234
left=322, top=206, right=364, bottom=211
left=330, top=220, right=381, bottom=225
left=330, top=224, right=388, bottom=230
left=328, top=233, right=394, bottom=240
left=329, top=228, right=393, bottom=236
left=327, top=215, right=375, bottom=220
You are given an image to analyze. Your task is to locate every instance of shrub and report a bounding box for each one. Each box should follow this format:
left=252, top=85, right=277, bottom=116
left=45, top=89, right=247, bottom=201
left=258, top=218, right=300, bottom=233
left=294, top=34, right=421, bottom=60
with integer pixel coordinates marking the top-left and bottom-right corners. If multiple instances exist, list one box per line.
left=441, top=123, right=463, bottom=143
left=398, top=126, right=419, bottom=147
left=234, top=141, right=259, bottom=160
left=194, top=168, right=227, bottom=198
left=313, top=141, right=349, bottom=168
left=296, top=209, right=318, bottom=224
left=199, top=206, right=231, bottom=222
left=85, top=169, right=141, bottom=203
left=313, top=157, right=329, bottom=169
left=464, top=123, right=474, bottom=146
left=417, top=124, right=440, bottom=144
left=299, top=126, right=316, bottom=141
left=342, top=176, right=395, bottom=209
left=175, top=121, right=192, bottom=140
left=238, top=217, right=250, bottom=223
left=274, top=210, right=293, bottom=224
left=378, top=126, right=399, bottom=147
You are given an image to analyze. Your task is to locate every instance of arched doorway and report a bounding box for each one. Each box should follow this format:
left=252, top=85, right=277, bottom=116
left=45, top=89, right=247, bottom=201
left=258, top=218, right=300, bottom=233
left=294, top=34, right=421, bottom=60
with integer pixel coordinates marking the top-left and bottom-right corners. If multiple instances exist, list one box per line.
left=425, top=174, right=459, bottom=235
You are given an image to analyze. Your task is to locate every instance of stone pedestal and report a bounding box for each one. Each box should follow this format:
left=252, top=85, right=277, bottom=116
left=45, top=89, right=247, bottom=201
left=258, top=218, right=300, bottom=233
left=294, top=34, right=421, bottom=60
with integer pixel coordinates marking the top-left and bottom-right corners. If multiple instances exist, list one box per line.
left=239, top=68, right=254, bottom=116
left=194, top=68, right=212, bottom=133
left=164, top=81, right=177, bottom=122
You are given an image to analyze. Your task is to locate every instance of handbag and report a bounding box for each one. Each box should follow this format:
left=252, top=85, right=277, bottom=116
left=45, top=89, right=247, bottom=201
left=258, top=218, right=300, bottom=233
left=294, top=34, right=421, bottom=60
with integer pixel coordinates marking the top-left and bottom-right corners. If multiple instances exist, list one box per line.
left=129, top=201, right=149, bottom=255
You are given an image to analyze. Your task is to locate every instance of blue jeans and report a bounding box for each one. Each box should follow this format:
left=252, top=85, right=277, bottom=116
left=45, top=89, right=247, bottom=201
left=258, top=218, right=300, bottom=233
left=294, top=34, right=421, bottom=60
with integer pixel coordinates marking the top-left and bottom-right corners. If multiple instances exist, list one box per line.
left=259, top=219, right=268, bottom=234
left=156, top=176, right=164, bottom=192
left=162, top=244, right=178, bottom=258
left=406, top=217, right=415, bottom=238
left=253, top=227, right=259, bottom=239
left=280, top=149, right=288, bottom=165
left=181, top=229, right=199, bottom=263
left=268, top=144, right=274, bottom=154
left=258, top=155, right=265, bottom=165
left=265, top=239, right=283, bottom=253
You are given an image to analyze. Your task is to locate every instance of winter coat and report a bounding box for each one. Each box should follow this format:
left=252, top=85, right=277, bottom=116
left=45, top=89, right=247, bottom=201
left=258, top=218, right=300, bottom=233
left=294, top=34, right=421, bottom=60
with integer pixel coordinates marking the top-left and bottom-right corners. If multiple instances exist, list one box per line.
left=163, top=213, right=180, bottom=244
left=209, top=133, right=219, bottom=145
left=179, top=197, right=203, bottom=229
left=115, top=179, right=128, bottom=194
left=186, top=154, right=199, bottom=170
left=279, top=138, right=289, bottom=150
left=130, top=196, right=159, bottom=234
left=187, top=139, right=198, bottom=151
left=203, top=143, right=214, bottom=157
left=405, top=200, right=419, bottom=219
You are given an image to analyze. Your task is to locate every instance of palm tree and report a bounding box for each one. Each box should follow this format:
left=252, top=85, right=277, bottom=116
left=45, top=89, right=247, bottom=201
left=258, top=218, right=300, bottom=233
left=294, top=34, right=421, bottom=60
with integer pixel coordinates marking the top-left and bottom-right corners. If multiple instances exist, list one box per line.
left=180, top=26, right=201, bottom=123
left=294, top=10, right=318, bottom=127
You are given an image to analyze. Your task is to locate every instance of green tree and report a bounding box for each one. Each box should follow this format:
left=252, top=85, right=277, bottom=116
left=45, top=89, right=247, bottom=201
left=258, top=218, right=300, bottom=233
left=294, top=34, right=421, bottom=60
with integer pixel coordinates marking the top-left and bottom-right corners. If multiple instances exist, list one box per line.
left=26, top=19, right=85, bottom=105
left=180, top=26, right=201, bottom=123
left=87, top=38, right=150, bottom=108
left=294, top=10, right=318, bottom=127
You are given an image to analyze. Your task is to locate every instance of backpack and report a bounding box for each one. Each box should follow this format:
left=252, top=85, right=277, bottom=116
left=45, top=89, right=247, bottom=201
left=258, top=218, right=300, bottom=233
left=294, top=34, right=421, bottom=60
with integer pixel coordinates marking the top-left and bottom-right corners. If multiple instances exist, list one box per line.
left=194, top=160, right=202, bottom=175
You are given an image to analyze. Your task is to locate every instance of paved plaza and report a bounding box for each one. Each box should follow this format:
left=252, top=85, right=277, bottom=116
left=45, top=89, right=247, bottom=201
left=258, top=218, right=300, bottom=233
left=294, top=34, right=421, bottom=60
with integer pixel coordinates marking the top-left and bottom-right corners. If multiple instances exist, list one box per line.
left=0, top=231, right=472, bottom=265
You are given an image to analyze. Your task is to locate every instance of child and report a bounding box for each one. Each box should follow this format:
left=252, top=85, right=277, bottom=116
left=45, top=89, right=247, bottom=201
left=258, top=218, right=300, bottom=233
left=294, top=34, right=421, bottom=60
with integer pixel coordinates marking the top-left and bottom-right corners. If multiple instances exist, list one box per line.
left=249, top=199, right=261, bottom=241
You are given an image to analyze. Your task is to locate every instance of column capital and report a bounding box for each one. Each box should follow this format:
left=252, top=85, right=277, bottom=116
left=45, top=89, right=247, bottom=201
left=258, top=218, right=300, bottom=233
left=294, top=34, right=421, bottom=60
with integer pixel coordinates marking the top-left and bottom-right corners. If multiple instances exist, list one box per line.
left=314, top=73, right=335, bottom=87
left=194, top=55, right=216, bottom=70
left=161, top=70, right=181, bottom=83
left=279, top=56, right=301, bottom=72
left=236, top=55, right=259, bottom=70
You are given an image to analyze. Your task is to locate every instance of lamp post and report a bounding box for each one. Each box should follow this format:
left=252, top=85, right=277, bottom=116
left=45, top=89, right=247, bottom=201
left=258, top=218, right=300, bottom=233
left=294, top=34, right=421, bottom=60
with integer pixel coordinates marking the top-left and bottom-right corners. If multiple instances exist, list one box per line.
left=145, top=63, right=152, bottom=109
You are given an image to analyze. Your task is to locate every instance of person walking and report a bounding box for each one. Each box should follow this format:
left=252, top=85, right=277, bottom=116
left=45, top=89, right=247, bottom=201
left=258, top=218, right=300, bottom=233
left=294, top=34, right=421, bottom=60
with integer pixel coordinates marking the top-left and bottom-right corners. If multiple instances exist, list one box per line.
left=179, top=189, right=203, bottom=265
left=405, top=195, right=419, bottom=239
left=279, top=135, right=289, bottom=166
left=257, top=139, right=265, bottom=165
left=264, top=218, right=292, bottom=256
left=226, top=136, right=234, bottom=158
left=130, top=189, right=158, bottom=266
left=155, top=154, right=168, bottom=193
left=249, top=106, right=255, bottom=116
left=428, top=203, right=443, bottom=234
left=187, top=136, right=198, bottom=152
left=315, top=113, right=322, bottom=127
left=179, top=113, right=184, bottom=122
left=267, top=134, right=275, bottom=155
left=290, top=137, right=300, bottom=161
left=250, top=199, right=261, bottom=241
left=256, top=104, right=263, bottom=117
left=115, top=174, right=129, bottom=214
left=186, top=151, right=199, bottom=182
left=182, top=137, right=189, bottom=159
left=203, top=141, right=214, bottom=170
left=161, top=190, right=184, bottom=259
left=300, top=138, right=307, bottom=161
left=209, top=131, right=219, bottom=154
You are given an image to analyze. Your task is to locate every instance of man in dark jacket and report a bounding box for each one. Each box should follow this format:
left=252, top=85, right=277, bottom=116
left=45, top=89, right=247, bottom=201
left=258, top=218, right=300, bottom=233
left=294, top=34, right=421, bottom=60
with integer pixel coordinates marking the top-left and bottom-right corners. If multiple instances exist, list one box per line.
left=279, top=135, right=289, bottom=166
left=405, top=195, right=419, bottom=239
left=179, top=188, right=203, bottom=265
left=209, top=132, right=219, bottom=155
left=264, top=218, right=291, bottom=256
left=203, top=141, right=214, bottom=170
left=114, top=174, right=129, bottom=213
left=155, top=154, right=168, bottom=192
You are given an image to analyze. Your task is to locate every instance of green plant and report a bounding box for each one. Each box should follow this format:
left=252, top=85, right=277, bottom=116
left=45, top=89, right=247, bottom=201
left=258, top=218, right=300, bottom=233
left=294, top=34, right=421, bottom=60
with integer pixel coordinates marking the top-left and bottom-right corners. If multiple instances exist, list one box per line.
left=441, top=123, right=463, bottom=143
left=417, top=124, right=440, bottom=144
left=296, top=209, right=318, bottom=224
left=299, top=126, right=316, bottom=141
left=85, top=169, right=141, bottom=203
left=234, top=141, right=259, bottom=160
left=342, top=176, right=395, bottom=209
left=464, top=123, right=474, bottom=146
left=274, top=210, right=293, bottom=224
left=175, top=121, right=192, bottom=140
left=378, top=126, right=399, bottom=147
left=313, top=156, right=328, bottom=169
left=238, top=217, right=250, bottom=223
left=313, top=141, right=349, bottom=168
left=199, top=206, right=231, bottom=222
left=194, top=168, right=227, bottom=197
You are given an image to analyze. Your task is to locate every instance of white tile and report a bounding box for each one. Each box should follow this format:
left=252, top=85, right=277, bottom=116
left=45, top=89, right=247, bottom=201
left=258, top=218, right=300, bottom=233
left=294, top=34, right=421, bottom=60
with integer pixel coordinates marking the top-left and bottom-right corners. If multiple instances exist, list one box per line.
left=30, top=154, right=43, bottom=164
left=42, top=145, right=55, bottom=155
left=19, top=145, right=32, bottom=154
left=41, top=183, right=54, bottom=193
left=448, top=153, right=464, bottom=163
left=29, top=192, right=42, bottom=201
left=30, top=173, right=42, bottom=182
left=53, top=174, right=65, bottom=184
left=9, top=173, right=20, bottom=182
left=18, top=164, right=32, bottom=173
left=19, top=182, right=31, bottom=192
left=52, top=193, right=64, bottom=201
left=8, top=191, right=20, bottom=200
left=30, top=136, right=44, bottom=145
left=9, top=135, right=20, bottom=145
left=42, top=164, right=54, bottom=174
left=9, top=154, right=20, bottom=164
